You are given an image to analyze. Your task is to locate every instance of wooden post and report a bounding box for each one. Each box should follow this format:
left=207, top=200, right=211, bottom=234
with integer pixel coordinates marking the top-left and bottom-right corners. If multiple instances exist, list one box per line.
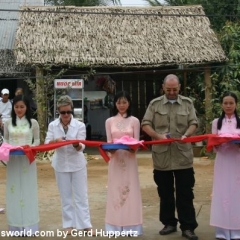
left=183, top=71, right=187, bottom=96
left=204, top=65, right=212, bottom=133
left=36, top=66, right=47, bottom=143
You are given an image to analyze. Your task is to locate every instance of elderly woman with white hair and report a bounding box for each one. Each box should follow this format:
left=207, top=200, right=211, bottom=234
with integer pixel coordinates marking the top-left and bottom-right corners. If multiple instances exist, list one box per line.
left=45, top=95, right=94, bottom=235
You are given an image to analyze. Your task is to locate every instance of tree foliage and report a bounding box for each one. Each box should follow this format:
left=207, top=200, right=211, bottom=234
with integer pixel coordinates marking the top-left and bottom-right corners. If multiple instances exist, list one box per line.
left=144, top=0, right=240, bottom=31
left=44, top=0, right=121, bottom=6
left=144, top=0, right=240, bottom=127
left=211, top=21, right=240, bottom=116
left=184, top=21, right=240, bottom=123
left=25, top=67, right=68, bottom=143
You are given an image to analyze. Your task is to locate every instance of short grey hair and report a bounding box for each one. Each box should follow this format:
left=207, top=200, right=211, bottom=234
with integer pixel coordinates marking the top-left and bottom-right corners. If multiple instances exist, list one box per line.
left=57, top=95, right=73, bottom=109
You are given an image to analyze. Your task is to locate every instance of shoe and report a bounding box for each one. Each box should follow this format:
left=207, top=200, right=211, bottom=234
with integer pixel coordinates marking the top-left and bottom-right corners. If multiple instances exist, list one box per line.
left=159, top=225, right=177, bottom=235
left=182, top=230, right=198, bottom=240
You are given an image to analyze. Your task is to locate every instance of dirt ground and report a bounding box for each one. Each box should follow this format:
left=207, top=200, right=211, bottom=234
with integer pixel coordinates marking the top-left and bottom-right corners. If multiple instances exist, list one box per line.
left=0, top=152, right=215, bottom=240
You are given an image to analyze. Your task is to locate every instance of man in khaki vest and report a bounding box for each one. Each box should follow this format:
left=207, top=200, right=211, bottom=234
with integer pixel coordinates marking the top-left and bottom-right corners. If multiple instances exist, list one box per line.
left=141, top=74, right=198, bottom=240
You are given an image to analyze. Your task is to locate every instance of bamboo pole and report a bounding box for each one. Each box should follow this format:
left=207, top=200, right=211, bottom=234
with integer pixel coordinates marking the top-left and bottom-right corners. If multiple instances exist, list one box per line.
left=183, top=71, right=187, bottom=96
left=36, top=66, right=47, bottom=143
left=204, top=65, right=212, bottom=133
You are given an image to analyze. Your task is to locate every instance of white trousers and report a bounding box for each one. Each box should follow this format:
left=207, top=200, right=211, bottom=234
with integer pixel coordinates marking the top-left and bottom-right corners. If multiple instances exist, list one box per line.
left=216, top=227, right=240, bottom=240
left=55, top=167, right=92, bottom=230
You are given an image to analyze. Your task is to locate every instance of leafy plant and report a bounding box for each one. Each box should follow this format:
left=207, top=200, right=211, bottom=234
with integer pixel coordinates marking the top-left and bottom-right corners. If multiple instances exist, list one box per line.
left=44, top=0, right=121, bottom=6
left=200, top=145, right=216, bottom=159
left=144, top=0, right=240, bottom=31
left=25, top=66, right=68, bottom=143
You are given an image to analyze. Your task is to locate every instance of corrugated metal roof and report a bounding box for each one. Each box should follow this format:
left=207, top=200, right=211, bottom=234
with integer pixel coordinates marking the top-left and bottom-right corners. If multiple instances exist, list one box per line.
left=0, top=0, right=44, bottom=49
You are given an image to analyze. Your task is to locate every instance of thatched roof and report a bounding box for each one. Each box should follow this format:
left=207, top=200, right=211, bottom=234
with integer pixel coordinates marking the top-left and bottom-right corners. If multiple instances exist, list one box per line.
left=0, top=50, right=29, bottom=77
left=0, top=0, right=44, bottom=77
left=14, top=5, right=226, bottom=68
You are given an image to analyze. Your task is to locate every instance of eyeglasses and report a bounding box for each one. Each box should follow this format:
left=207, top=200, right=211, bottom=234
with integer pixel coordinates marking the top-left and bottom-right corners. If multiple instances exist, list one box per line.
left=59, top=111, right=72, bottom=115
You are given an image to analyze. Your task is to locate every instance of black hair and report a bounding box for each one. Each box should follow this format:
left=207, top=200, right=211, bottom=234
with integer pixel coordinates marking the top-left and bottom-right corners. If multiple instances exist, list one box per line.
left=11, top=95, right=32, bottom=128
left=217, top=91, right=240, bottom=130
left=112, top=91, right=132, bottom=118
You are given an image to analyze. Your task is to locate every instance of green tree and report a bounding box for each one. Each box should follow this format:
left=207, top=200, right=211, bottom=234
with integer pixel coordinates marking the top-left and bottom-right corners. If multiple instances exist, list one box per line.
left=44, top=0, right=121, bottom=6
left=144, top=0, right=240, bottom=31
left=143, top=0, right=162, bottom=6
left=185, top=21, right=240, bottom=127
left=144, top=0, right=198, bottom=5
left=211, top=21, right=240, bottom=116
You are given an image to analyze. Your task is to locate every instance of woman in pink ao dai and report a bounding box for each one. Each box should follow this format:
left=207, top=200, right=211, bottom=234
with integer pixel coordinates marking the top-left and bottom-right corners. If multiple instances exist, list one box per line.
left=105, top=91, right=143, bottom=236
left=211, top=91, right=240, bottom=240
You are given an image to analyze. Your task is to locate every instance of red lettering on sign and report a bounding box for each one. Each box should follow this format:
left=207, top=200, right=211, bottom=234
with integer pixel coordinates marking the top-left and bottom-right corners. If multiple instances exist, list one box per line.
left=56, top=82, right=71, bottom=86
left=72, top=82, right=81, bottom=86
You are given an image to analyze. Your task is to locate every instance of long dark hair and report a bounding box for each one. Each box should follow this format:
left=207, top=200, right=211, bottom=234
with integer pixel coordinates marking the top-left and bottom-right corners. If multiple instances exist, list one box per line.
left=217, top=91, right=240, bottom=130
left=112, top=91, right=132, bottom=118
left=11, top=95, right=32, bottom=128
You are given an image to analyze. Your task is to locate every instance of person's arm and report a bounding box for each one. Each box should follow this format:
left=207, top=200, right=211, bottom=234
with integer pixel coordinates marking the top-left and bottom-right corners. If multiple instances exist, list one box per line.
left=142, top=124, right=167, bottom=140
left=45, top=123, right=59, bottom=144
left=133, top=118, right=140, bottom=140
left=1, top=102, right=12, bottom=126
left=31, top=119, right=40, bottom=146
left=105, top=118, right=113, bottom=143
left=105, top=118, right=116, bottom=155
left=3, top=119, right=9, bottom=143
left=181, top=102, right=198, bottom=140
left=126, top=118, right=141, bottom=153
left=181, top=125, right=197, bottom=140
left=211, top=118, right=219, bottom=151
left=7, top=102, right=12, bottom=118
left=72, top=122, right=86, bottom=152
left=211, top=119, right=218, bottom=134
left=1, top=102, right=12, bottom=119
left=141, top=103, right=167, bottom=140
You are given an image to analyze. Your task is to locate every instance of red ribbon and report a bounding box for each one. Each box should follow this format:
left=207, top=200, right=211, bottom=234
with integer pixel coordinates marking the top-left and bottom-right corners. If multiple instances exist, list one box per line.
left=7, top=134, right=240, bottom=164
left=13, top=140, right=147, bottom=163
left=144, top=134, right=211, bottom=146
left=19, top=140, right=105, bottom=164
left=206, top=134, right=240, bottom=152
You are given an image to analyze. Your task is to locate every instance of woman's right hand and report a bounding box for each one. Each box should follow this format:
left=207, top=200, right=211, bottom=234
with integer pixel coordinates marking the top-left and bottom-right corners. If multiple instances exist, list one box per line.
left=52, top=138, right=64, bottom=143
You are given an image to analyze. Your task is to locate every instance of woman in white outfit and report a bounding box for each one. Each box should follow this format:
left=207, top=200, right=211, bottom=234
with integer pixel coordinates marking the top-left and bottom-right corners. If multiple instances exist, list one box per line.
left=45, top=95, right=94, bottom=235
left=4, top=94, right=40, bottom=236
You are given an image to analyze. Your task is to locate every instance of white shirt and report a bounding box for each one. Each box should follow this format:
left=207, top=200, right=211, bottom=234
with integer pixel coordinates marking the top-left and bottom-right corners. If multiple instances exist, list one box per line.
left=0, top=100, right=12, bottom=124
left=45, top=116, right=87, bottom=172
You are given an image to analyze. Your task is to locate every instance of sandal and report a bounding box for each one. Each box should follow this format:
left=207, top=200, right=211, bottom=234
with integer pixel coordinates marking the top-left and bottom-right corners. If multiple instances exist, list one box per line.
left=64, top=227, right=73, bottom=235
left=84, top=228, right=96, bottom=236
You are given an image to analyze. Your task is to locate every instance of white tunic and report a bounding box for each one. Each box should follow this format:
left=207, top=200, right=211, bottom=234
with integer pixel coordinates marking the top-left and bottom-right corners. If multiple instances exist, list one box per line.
left=4, top=117, right=40, bottom=228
